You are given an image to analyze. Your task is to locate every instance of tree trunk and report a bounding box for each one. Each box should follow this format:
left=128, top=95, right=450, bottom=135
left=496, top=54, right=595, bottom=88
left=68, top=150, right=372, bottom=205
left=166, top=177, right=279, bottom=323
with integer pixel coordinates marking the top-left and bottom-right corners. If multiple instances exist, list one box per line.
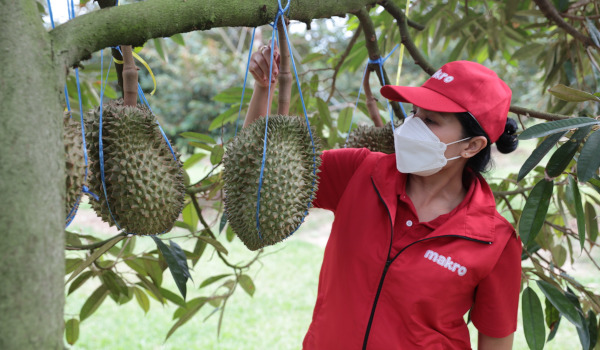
left=0, top=1, right=65, bottom=349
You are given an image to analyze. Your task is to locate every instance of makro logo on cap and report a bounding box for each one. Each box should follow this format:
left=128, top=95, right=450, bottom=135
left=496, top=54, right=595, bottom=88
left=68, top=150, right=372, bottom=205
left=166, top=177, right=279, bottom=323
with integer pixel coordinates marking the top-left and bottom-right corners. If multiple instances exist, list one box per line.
left=424, top=250, right=467, bottom=276
left=431, top=69, right=454, bottom=83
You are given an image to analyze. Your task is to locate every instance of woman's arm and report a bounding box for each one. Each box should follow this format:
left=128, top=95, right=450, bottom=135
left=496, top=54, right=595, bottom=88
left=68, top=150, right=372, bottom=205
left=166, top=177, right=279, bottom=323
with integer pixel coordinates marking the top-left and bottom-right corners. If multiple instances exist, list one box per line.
left=243, top=43, right=280, bottom=127
left=478, top=331, right=514, bottom=350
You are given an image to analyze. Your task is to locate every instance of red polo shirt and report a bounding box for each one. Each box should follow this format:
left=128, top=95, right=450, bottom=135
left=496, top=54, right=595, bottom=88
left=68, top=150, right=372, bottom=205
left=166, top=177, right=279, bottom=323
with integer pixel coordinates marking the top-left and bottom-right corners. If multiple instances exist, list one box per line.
left=303, top=148, right=522, bottom=350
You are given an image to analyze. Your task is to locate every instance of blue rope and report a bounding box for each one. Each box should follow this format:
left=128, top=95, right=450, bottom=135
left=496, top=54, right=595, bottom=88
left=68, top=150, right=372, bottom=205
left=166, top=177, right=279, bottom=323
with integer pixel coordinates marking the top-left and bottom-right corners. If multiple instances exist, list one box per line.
left=254, top=0, right=318, bottom=241
left=46, top=0, right=55, bottom=28
left=344, top=44, right=407, bottom=147
left=234, top=28, right=256, bottom=137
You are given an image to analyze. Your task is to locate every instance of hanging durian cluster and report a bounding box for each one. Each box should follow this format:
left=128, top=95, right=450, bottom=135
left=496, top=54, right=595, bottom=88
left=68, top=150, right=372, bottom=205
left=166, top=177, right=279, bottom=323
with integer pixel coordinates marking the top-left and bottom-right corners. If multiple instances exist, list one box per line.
left=223, top=115, right=322, bottom=251
left=64, top=112, right=86, bottom=218
left=85, top=99, right=185, bottom=235
left=346, top=122, right=395, bottom=154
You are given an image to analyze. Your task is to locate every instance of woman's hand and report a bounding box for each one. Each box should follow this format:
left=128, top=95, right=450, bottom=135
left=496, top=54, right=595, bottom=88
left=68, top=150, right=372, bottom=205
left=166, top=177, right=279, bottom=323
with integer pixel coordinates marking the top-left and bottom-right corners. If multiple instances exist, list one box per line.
left=243, top=42, right=281, bottom=127
left=249, top=42, right=280, bottom=88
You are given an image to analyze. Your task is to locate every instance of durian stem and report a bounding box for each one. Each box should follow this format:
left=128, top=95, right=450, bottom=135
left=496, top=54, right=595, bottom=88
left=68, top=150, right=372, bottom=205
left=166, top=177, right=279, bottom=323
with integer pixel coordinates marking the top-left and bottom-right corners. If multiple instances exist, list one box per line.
left=96, top=0, right=124, bottom=95
left=277, top=17, right=292, bottom=116
left=364, top=68, right=383, bottom=127
left=65, top=232, right=127, bottom=250
left=190, top=194, right=262, bottom=270
left=120, top=45, right=139, bottom=106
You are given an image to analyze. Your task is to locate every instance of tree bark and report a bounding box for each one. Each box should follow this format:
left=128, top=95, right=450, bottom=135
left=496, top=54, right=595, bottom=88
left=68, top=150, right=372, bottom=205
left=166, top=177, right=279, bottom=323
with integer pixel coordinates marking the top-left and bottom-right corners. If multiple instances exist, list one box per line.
left=49, top=0, right=378, bottom=67
left=0, top=1, right=65, bottom=349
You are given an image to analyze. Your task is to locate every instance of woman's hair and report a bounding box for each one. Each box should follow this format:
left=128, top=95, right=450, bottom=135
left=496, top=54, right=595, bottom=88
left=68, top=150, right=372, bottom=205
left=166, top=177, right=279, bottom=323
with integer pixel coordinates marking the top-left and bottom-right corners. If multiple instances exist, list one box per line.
left=456, top=112, right=519, bottom=173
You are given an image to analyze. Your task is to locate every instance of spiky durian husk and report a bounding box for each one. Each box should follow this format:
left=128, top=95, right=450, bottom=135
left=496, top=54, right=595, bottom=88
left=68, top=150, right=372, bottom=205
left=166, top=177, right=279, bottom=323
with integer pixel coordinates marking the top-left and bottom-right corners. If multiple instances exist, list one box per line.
left=346, top=122, right=395, bottom=154
left=223, top=115, right=322, bottom=251
left=85, top=99, right=185, bottom=235
left=64, top=113, right=86, bottom=218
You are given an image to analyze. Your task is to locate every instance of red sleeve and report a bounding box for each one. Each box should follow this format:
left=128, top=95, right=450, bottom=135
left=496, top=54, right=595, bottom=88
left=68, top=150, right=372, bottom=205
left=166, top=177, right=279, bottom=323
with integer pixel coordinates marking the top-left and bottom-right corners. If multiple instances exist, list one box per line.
left=312, top=148, right=371, bottom=212
left=470, top=233, right=522, bottom=338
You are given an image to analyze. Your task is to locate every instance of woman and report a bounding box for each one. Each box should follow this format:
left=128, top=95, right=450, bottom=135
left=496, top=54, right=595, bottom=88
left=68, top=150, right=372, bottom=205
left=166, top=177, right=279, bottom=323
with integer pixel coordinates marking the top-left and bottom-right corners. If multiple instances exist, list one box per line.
left=244, top=45, right=521, bottom=350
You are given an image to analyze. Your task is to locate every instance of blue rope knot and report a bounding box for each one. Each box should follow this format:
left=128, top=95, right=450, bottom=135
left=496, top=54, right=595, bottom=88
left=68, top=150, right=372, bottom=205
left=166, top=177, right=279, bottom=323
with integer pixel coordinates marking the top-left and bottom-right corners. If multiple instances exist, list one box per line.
left=82, top=186, right=99, bottom=201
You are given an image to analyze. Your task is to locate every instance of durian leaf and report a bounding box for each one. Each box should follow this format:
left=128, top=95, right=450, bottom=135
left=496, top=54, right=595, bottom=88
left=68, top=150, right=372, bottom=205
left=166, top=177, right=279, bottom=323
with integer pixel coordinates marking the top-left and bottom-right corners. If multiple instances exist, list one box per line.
left=213, top=87, right=252, bottom=104
left=191, top=238, right=207, bottom=267
left=152, top=237, right=190, bottom=300
left=585, top=202, right=599, bottom=244
left=180, top=132, right=216, bottom=144
left=225, top=225, right=236, bottom=242
left=200, top=274, right=232, bottom=288
left=545, top=297, right=560, bottom=328
left=124, top=259, right=148, bottom=277
left=536, top=280, right=582, bottom=328
left=198, top=236, right=228, bottom=255
left=577, top=130, right=600, bottom=182
left=165, top=297, right=207, bottom=341
left=209, top=105, right=241, bottom=131
left=133, top=287, right=150, bottom=314
left=569, top=176, right=586, bottom=251
left=80, top=284, right=110, bottom=321
left=68, top=271, right=93, bottom=295
left=588, top=310, right=598, bottom=350
left=153, top=38, right=168, bottom=63
left=210, top=145, right=224, bottom=165
left=517, top=131, right=565, bottom=182
left=182, top=203, right=198, bottom=233
left=238, top=274, right=256, bottom=297
left=135, top=274, right=165, bottom=304
left=545, top=140, right=578, bottom=178
left=159, top=287, right=186, bottom=308
left=64, top=318, right=79, bottom=345
left=66, top=258, right=83, bottom=275
left=548, top=84, right=600, bottom=103
left=143, top=257, right=163, bottom=287
left=189, top=141, right=213, bottom=152
left=170, top=33, right=186, bottom=46
left=302, top=52, right=326, bottom=64
left=67, top=235, right=125, bottom=283
left=519, top=179, right=554, bottom=245
left=519, top=117, right=599, bottom=140
left=316, top=97, right=333, bottom=128
left=522, top=287, right=546, bottom=350
left=219, top=212, right=228, bottom=234
left=338, top=107, right=353, bottom=134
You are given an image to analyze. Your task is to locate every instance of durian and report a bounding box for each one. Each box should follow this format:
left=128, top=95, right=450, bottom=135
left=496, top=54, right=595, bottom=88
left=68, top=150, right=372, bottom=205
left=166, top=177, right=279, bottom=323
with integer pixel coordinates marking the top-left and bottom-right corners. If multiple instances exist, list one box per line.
left=346, top=122, right=395, bottom=154
left=64, top=112, right=86, bottom=219
left=223, top=115, right=322, bottom=251
left=85, top=99, right=185, bottom=235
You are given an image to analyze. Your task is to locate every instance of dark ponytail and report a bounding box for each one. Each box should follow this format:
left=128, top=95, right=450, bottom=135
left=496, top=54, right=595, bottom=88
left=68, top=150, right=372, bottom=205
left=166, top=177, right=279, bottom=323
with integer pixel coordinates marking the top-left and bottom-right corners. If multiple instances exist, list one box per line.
left=496, top=118, right=519, bottom=154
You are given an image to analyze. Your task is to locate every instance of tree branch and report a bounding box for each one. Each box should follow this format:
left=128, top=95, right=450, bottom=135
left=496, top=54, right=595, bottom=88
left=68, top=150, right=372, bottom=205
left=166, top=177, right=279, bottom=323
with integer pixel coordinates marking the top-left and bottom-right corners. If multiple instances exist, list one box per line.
left=533, top=0, right=598, bottom=49
left=50, top=0, right=379, bottom=67
left=354, top=7, right=404, bottom=120
left=364, top=68, right=384, bottom=126
left=509, top=105, right=572, bottom=121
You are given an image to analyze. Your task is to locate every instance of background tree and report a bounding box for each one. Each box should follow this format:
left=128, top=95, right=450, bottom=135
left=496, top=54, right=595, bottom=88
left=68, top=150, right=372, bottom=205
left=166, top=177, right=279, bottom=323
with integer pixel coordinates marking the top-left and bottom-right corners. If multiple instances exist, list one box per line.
left=1, top=0, right=600, bottom=349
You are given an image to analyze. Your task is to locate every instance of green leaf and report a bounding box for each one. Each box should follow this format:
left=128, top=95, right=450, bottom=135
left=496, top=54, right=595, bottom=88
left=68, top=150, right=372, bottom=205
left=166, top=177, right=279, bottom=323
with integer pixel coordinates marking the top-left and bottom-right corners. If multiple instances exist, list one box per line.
left=67, top=235, right=125, bottom=283
left=545, top=139, right=578, bottom=178
left=210, top=144, right=224, bottom=165
left=183, top=153, right=206, bottom=170
left=170, top=33, right=185, bottom=46
left=124, top=259, right=147, bottom=277
left=68, top=270, right=93, bottom=295
left=65, top=258, right=83, bottom=275
left=518, top=131, right=566, bottom=181
left=152, top=237, right=190, bottom=300
left=80, top=285, right=110, bottom=321
left=200, top=274, right=232, bottom=288
left=522, top=287, right=546, bottom=350
left=136, top=274, right=165, bottom=303
left=180, top=132, right=216, bottom=144
left=191, top=237, right=207, bottom=267
left=226, top=225, right=236, bottom=242
left=209, top=105, right=243, bottom=131
left=65, top=318, right=79, bottom=345
left=153, top=38, right=168, bottom=63
left=133, top=287, right=150, bottom=314
left=548, top=84, right=600, bottom=103
left=585, top=202, right=599, bottom=244
left=585, top=18, right=600, bottom=48
left=166, top=298, right=207, bottom=341
left=337, top=107, right=353, bottom=134
left=143, top=257, right=163, bottom=287
left=239, top=274, right=256, bottom=297
left=198, top=235, right=228, bottom=255
left=219, top=212, right=228, bottom=234
left=316, top=97, right=333, bottom=128
left=182, top=202, right=198, bottom=233
left=569, top=176, right=586, bottom=251
left=588, top=310, right=598, bottom=350
left=302, top=52, right=326, bottom=64
left=537, top=280, right=582, bottom=328
left=550, top=244, right=567, bottom=267
left=520, top=118, right=599, bottom=140
left=159, top=287, right=186, bottom=308
left=577, top=130, right=600, bottom=182
left=213, top=87, right=252, bottom=104
left=519, top=180, right=554, bottom=245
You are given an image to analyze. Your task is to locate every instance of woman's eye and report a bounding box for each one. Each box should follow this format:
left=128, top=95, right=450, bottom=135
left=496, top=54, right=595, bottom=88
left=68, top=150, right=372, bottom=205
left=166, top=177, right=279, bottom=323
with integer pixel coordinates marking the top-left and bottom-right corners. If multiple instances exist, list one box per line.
left=424, top=118, right=435, bottom=125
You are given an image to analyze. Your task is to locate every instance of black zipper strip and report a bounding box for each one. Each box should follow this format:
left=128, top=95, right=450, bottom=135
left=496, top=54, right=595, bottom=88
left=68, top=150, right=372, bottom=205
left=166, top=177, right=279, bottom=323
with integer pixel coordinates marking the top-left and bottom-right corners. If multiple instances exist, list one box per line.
left=362, top=177, right=491, bottom=350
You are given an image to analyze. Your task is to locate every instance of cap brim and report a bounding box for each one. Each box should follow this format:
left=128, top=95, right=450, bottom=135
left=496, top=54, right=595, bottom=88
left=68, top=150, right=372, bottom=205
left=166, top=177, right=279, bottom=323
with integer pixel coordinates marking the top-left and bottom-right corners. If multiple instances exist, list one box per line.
left=380, top=85, right=467, bottom=113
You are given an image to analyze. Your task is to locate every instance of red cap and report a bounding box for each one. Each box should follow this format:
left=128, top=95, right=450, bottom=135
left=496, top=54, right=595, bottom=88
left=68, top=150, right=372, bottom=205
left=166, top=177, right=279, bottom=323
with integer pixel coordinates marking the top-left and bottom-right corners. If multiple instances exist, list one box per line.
left=380, top=61, right=512, bottom=143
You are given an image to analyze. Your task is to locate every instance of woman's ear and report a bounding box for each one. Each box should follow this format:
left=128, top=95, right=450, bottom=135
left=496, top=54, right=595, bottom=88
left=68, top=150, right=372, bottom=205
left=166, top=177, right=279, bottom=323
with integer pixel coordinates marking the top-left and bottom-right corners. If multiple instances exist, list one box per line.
left=461, top=136, right=487, bottom=158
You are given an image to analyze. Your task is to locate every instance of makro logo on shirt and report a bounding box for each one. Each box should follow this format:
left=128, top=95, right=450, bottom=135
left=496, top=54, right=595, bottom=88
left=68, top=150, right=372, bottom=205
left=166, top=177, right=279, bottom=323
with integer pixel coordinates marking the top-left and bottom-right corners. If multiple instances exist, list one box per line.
left=424, top=250, right=467, bottom=276
left=431, top=69, right=455, bottom=83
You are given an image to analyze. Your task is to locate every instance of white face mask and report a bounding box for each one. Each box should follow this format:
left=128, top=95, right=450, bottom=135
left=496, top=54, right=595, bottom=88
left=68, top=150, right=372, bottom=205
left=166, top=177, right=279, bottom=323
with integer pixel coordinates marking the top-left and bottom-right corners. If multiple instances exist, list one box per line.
left=394, top=114, right=470, bottom=176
